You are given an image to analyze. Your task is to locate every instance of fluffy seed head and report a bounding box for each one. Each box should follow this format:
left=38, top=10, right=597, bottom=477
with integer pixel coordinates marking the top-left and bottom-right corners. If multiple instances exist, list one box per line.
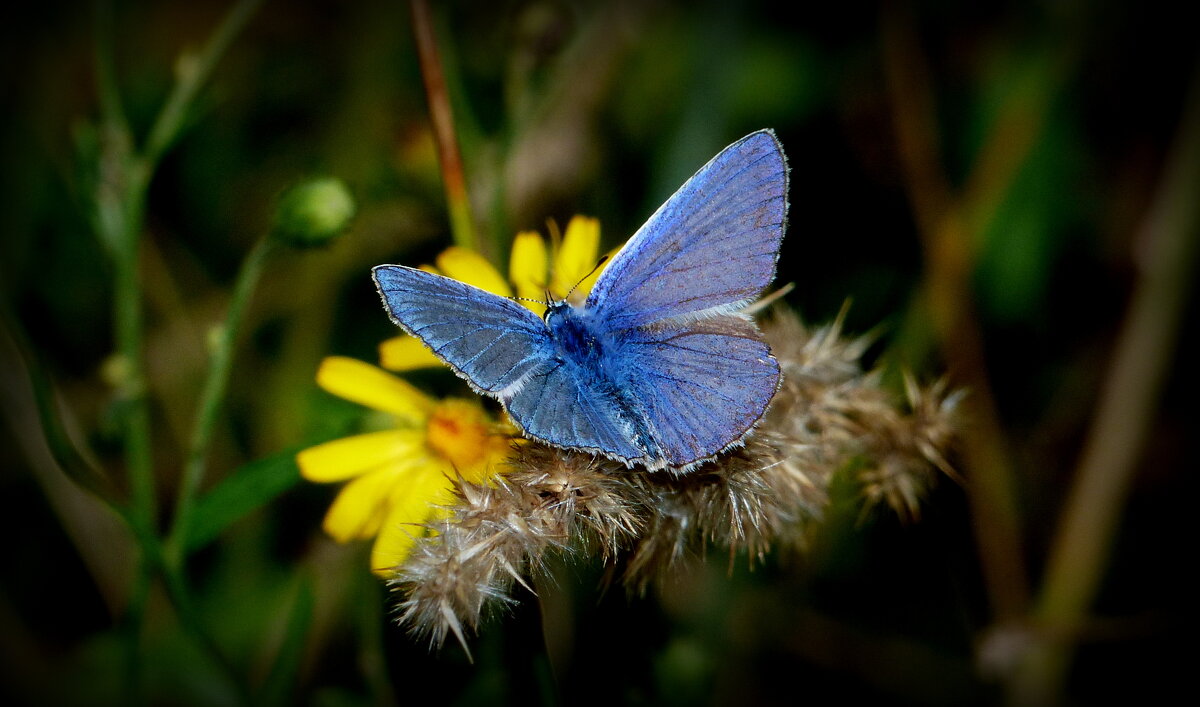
left=386, top=307, right=962, bottom=649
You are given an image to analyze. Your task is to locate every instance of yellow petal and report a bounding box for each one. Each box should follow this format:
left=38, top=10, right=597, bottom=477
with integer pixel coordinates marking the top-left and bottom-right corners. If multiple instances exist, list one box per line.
left=571, top=245, right=620, bottom=303
left=436, top=246, right=512, bottom=297
left=378, top=335, right=445, bottom=371
left=418, top=264, right=441, bottom=275
left=388, top=460, right=457, bottom=520
left=322, top=467, right=407, bottom=542
left=550, top=215, right=601, bottom=298
left=509, top=231, right=548, bottom=314
left=369, top=464, right=454, bottom=573
left=459, top=453, right=508, bottom=486
left=297, top=429, right=425, bottom=483
left=370, top=515, right=419, bottom=575
left=316, top=357, right=433, bottom=423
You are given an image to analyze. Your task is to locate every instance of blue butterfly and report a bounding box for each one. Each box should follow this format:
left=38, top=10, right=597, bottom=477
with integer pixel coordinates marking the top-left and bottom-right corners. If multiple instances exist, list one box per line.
left=373, top=130, right=788, bottom=472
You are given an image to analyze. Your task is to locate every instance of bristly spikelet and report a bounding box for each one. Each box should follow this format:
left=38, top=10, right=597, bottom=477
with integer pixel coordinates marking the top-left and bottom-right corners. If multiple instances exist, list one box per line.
left=388, top=444, right=643, bottom=650
left=388, top=306, right=962, bottom=647
left=855, top=374, right=963, bottom=520
left=503, top=444, right=645, bottom=561
left=617, top=435, right=821, bottom=593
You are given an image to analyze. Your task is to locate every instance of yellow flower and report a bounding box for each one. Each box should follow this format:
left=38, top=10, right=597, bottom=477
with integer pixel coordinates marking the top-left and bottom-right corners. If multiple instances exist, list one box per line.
left=297, top=356, right=513, bottom=574
left=379, top=215, right=611, bottom=371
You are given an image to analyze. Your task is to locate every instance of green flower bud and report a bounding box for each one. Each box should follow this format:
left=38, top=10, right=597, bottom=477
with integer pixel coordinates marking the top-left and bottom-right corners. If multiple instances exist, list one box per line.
left=272, top=177, right=356, bottom=247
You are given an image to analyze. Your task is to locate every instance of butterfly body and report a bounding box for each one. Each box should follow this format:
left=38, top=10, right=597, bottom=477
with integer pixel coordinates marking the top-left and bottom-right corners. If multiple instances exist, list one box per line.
left=542, top=301, right=666, bottom=458
left=374, top=130, right=789, bottom=472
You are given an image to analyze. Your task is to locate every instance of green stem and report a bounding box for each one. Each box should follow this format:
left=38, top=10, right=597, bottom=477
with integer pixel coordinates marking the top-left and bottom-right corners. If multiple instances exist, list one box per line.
left=160, top=559, right=247, bottom=695
left=125, top=527, right=247, bottom=700
left=142, top=0, right=265, bottom=170
left=359, top=578, right=397, bottom=705
left=114, top=182, right=158, bottom=541
left=120, top=554, right=154, bottom=704
left=91, top=0, right=265, bottom=698
left=94, top=0, right=129, bottom=136
left=93, top=7, right=155, bottom=701
left=167, top=237, right=277, bottom=562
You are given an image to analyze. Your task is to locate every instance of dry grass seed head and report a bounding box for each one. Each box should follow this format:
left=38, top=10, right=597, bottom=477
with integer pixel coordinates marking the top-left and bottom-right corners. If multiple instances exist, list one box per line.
left=389, top=306, right=962, bottom=646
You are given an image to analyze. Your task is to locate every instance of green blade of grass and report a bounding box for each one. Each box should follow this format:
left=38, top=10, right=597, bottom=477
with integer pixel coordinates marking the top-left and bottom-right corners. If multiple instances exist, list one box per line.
left=183, top=447, right=303, bottom=553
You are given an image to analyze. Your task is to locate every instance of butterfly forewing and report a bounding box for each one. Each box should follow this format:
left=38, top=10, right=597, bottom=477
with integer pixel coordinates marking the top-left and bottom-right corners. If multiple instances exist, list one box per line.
left=505, top=361, right=645, bottom=462
left=373, top=266, right=647, bottom=461
left=372, top=266, right=553, bottom=394
left=586, top=130, right=788, bottom=333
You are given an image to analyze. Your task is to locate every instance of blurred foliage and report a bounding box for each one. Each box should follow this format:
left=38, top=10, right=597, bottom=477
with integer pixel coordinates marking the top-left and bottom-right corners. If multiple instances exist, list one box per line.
left=1, top=0, right=1197, bottom=705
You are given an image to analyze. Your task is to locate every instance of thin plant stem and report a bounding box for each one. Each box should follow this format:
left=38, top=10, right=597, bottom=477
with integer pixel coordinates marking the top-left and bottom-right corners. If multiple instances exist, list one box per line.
left=105, top=0, right=266, bottom=543
left=410, top=0, right=480, bottom=254
left=88, top=0, right=265, bottom=698
left=359, top=582, right=395, bottom=705
left=534, top=565, right=573, bottom=691
left=1012, top=64, right=1200, bottom=706
left=120, top=558, right=154, bottom=704
left=112, top=229, right=156, bottom=707
left=142, top=0, right=265, bottom=171
left=94, top=0, right=129, bottom=136
left=166, top=236, right=277, bottom=563
left=256, top=578, right=315, bottom=706
left=113, top=217, right=156, bottom=529
left=99, top=66, right=157, bottom=704
left=128, top=526, right=247, bottom=699
left=160, top=558, right=248, bottom=696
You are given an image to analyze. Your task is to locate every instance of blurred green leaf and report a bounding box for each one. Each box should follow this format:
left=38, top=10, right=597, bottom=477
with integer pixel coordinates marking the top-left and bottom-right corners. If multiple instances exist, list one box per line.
left=184, top=448, right=303, bottom=552
left=654, top=637, right=712, bottom=707
left=974, top=112, right=1087, bottom=322
left=725, top=32, right=824, bottom=127
left=0, top=306, right=119, bottom=507
left=962, top=42, right=1087, bottom=323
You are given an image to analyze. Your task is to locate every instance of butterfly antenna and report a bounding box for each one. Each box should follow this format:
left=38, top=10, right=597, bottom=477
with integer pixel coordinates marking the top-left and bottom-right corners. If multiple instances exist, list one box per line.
left=565, top=255, right=610, bottom=301
left=510, top=294, right=550, bottom=307
left=505, top=276, right=551, bottom=307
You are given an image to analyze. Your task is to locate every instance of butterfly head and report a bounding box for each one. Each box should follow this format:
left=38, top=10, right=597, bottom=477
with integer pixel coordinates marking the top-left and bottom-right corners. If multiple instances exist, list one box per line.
left=541, top=298, right=572, bottom=325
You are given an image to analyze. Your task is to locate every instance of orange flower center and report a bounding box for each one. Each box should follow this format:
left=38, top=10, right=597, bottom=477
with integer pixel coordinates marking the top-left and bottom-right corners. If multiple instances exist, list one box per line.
left=425, top=399, right=495, bottom=471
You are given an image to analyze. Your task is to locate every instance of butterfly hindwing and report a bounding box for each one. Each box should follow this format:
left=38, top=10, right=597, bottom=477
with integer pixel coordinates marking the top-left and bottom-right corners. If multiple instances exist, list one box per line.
left=505, top=361, right=645, bottom=462
left=621, top=316, right=780, bottom=468
left=582, top=129, right=788, bottom=467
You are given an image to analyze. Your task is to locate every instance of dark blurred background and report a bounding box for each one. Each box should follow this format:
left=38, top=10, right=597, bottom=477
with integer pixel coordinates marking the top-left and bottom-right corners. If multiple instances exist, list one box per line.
left=2, top=1, right=1196, bottom=705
